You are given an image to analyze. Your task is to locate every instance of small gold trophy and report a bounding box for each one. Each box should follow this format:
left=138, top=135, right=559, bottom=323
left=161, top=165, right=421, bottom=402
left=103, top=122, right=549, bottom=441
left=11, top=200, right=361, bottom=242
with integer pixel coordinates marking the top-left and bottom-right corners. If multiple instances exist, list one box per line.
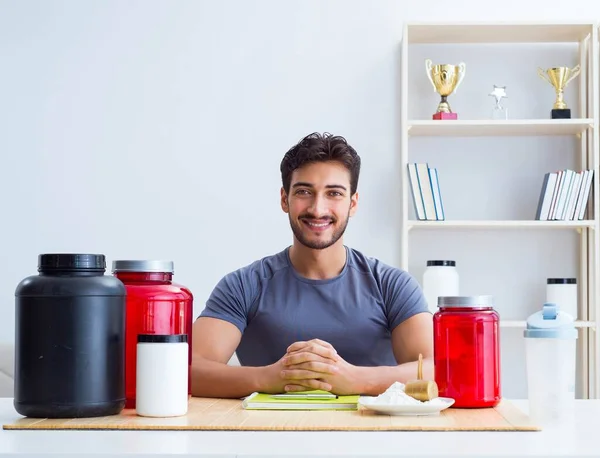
left=537, top=65, right=581, bottom=119
left=425, top=59, right=466, bottom=120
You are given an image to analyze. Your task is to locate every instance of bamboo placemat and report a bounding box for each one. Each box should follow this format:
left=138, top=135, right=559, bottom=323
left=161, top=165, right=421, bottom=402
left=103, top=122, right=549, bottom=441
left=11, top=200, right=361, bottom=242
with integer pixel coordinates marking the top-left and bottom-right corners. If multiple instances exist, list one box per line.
left=3, top=397, right=540, bottom=431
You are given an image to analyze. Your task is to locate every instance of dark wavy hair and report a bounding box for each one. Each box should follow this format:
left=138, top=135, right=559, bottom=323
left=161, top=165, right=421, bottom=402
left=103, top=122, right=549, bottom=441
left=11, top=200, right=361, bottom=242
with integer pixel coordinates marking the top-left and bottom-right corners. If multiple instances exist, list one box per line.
left=280, top=132, right=361, bottom=195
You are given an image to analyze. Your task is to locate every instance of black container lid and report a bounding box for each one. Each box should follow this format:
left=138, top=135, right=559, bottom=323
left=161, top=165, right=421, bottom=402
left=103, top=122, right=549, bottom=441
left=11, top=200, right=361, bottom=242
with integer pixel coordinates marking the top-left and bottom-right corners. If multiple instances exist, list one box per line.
left=138, top=334, right=188, bottom=343
left=38, top=254, right=106, bottom=272
left=427, top=260, right=456, bottom=267
left=547, top=278, right=577, bottom=284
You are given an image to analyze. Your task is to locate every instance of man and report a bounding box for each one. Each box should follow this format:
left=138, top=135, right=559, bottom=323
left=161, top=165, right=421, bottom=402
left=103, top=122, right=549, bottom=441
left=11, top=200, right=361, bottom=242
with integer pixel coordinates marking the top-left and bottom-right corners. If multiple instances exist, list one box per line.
left=191, top=132, right=433, bottom=399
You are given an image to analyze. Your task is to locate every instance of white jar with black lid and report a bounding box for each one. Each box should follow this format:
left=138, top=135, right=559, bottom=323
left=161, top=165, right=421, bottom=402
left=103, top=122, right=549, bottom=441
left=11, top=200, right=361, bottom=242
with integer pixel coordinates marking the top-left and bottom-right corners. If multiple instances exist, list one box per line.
left=136, top=334, right=188, bottom=417
left=546, top=278, right=577, bottom=320
left=423, top=260, right=459, bottom=314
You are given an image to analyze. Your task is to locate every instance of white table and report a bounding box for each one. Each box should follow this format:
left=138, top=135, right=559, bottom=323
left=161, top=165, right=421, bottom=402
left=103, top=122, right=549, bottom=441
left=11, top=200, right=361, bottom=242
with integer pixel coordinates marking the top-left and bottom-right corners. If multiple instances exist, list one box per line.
left=0, top=398, right=597, bottom=457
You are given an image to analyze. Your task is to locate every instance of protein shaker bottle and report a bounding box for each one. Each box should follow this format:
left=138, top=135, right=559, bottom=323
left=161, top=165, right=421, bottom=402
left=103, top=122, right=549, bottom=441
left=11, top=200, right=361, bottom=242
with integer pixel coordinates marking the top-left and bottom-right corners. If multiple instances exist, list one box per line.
left=524, top=303, right=577, bottom=425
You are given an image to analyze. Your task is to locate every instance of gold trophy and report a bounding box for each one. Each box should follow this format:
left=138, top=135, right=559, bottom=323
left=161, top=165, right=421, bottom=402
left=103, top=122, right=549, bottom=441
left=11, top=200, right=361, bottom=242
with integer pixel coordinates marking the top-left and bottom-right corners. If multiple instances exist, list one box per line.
left=425, top=59, right=466, bottom=120
left=537, top=65, right=581, bottom=119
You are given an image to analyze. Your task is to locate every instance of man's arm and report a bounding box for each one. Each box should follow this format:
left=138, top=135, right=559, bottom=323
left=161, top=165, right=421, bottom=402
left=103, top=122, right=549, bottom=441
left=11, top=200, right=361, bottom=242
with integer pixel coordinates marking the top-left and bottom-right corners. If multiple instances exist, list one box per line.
left=356, top=312, right=434, bottom=395
left=191, top=317, right=275, bottom=398
left=191, top=268, right=279, bottom=399
left=354, top=265, right=434, bottom=395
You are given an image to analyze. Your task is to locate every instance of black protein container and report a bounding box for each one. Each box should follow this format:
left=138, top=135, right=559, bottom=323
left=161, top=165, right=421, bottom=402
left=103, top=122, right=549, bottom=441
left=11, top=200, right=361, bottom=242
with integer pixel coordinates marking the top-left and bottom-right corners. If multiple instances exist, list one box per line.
left=14, top=254, right=126, bottom=418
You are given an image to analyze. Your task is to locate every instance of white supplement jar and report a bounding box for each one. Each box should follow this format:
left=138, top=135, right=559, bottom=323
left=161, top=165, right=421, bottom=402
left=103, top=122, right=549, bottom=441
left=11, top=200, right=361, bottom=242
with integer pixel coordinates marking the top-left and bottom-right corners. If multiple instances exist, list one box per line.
left=136, top=334, right=189, bottom=417
left=422, top=260, right=459, bottom=314
left=546, top=278, right=577, bottom=320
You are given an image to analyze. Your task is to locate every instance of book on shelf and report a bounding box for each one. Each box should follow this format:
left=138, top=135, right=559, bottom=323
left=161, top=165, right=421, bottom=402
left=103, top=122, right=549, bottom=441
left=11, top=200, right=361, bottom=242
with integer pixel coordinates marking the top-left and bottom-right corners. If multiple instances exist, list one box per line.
left=407, top=162, right=444, bottom=221
left=535, top=169, right=594, bottom=221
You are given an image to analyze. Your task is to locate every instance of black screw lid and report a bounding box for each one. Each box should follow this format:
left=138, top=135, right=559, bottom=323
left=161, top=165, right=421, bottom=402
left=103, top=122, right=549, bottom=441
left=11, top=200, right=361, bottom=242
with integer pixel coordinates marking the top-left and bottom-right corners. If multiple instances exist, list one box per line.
left=38, top=254, right=106, bottom=272
left=427, top=260, right=456, bottom=267
left=138, top=334, right=188, bottom=343
left=547, top=278, right=576, bottom=284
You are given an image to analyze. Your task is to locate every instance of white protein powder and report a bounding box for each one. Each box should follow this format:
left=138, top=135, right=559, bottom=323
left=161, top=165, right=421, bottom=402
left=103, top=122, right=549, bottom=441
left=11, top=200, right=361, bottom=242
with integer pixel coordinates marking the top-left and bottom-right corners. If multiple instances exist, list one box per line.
left=362, top=381, right=446, bottom=406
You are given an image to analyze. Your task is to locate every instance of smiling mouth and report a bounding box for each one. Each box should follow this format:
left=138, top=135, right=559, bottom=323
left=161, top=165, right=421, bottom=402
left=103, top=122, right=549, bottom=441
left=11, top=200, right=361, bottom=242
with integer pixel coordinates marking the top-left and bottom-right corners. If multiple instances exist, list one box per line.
left=301, top=219, right=333, bottom=231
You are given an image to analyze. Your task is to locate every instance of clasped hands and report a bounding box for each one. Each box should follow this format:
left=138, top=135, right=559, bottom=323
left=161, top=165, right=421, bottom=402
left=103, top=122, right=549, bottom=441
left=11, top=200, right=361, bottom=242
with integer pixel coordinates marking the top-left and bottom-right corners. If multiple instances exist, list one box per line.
left=277, top=338, right=360, bottom=395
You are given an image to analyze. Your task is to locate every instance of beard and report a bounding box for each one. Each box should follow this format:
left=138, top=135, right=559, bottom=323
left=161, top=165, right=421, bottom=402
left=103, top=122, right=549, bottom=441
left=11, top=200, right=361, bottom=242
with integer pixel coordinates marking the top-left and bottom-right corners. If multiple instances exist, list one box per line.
left=288, top=207, right=351, bottom=250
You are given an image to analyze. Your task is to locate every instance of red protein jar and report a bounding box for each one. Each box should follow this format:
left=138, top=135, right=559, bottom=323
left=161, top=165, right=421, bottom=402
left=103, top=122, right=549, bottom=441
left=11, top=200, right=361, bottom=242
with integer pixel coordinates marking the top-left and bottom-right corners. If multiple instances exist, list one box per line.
left=433, top=295, right=501, bottom=408
left=112, top=260, right=193, bottom=409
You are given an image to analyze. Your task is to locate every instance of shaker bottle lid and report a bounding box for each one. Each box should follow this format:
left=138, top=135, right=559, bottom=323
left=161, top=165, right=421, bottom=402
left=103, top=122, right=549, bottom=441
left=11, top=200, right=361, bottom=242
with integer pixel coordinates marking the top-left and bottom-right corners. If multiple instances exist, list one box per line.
left=437, top=295, right=493, bottom=307
left=427, top=260, right=456, bottom=267
left=112, top=260, right=174, bottom=273
left=547, top=278, right=576, bottom=284
left=38, top=254, right=106, bottom=272
left=138, top=334, right=188, bottom=343
left=524, top=303, right=577, bottom=339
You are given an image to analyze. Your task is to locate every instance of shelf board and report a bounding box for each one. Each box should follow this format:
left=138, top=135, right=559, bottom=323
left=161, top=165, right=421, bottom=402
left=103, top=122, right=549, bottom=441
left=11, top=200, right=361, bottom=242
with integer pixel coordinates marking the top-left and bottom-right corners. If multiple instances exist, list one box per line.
left=500, top=320, right=595, bottom=328
left=407, top=119, right=594, bottom=137
left=408, top=220, right=595, bottom=230
left=406, top=22, right=594, bottom=44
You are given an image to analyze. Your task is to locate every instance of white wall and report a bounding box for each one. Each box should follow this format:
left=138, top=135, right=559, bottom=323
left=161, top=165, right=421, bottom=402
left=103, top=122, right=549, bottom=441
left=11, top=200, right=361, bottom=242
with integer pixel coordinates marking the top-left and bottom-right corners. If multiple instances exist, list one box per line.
left=1, top=0, right=599, bottom=399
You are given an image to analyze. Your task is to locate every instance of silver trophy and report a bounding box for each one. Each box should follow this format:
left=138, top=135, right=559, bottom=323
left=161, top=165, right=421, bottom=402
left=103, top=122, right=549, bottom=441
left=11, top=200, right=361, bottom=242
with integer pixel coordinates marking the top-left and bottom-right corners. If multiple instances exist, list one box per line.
left=489, top=85, right=508, bottom=120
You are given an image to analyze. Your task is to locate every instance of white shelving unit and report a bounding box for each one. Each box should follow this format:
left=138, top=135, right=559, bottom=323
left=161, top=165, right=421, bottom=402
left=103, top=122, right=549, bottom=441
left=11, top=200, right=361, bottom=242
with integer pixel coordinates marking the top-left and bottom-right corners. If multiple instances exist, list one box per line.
left=400, top=22, right=599, bottom=399
left=409, top=220, right=595, bottom=230
left=500, top=320, right=596, bottom=328
left=408, top=119, right=594, bottom=137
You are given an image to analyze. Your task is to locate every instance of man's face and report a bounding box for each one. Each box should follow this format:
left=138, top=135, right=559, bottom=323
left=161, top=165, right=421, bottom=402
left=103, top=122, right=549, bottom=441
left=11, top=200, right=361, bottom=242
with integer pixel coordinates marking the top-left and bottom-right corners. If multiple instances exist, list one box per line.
left=281, top=161, right=358, bottom=250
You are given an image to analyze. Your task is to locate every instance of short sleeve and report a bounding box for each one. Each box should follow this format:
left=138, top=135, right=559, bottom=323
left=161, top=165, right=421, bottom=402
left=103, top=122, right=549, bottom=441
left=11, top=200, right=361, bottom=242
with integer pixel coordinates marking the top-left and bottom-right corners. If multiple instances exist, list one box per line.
left=380, top=266, right=430, bottom=330
left=198, top=268, right=259, bottom=334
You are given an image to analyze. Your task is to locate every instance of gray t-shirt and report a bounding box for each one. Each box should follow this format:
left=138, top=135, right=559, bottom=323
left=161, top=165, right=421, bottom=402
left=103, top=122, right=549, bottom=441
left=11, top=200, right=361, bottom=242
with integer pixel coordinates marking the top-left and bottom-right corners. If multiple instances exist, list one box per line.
left=199, top=246, right=429, bottom=367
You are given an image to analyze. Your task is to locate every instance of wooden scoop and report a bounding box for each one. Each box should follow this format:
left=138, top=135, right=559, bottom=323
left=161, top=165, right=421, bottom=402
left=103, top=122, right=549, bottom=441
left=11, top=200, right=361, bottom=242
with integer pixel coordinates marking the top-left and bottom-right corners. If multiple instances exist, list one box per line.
left=404, top=353, right=439, bottom=402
